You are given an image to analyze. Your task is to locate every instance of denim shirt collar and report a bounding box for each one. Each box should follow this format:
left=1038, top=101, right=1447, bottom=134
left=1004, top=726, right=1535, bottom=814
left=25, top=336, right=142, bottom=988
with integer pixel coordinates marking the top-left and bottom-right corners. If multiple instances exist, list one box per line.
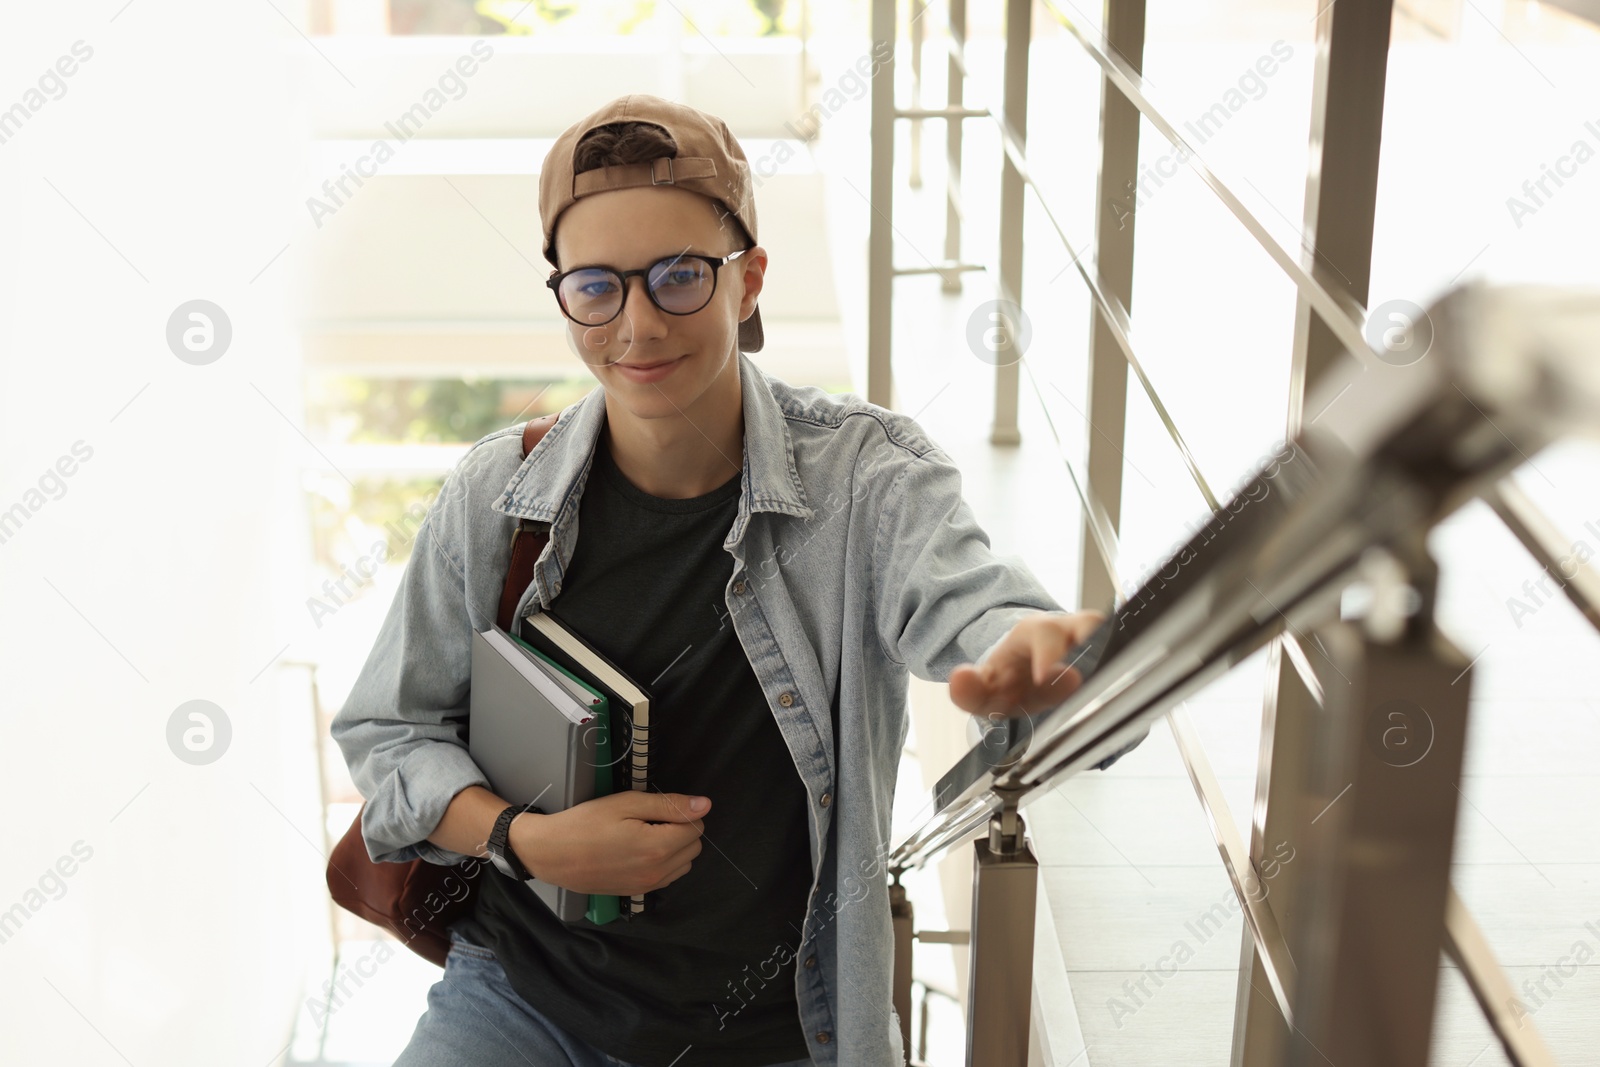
left=490, top=350, right=815, bottom=553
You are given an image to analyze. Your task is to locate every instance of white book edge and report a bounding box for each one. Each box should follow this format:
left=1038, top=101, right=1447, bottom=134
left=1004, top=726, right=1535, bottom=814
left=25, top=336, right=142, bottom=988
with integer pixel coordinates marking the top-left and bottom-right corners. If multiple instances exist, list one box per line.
left=481, top=628, right=593, bottom=726
left=524, top=612, right=650, bottom=732
left=509, top=642, right=603, bottom=710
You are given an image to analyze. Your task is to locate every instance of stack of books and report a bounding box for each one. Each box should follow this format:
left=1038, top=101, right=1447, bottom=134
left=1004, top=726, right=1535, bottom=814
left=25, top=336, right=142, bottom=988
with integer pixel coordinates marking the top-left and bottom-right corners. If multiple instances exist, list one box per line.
left=468, top=608, right=653, bottom=923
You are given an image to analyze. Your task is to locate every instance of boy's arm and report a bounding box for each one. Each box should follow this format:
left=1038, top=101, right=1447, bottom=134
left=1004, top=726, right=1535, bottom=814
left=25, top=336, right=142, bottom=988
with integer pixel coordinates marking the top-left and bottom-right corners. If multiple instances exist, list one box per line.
left=870, top=445, right=1069, bottom=685
left=869, top=442, right=1117, bottom=755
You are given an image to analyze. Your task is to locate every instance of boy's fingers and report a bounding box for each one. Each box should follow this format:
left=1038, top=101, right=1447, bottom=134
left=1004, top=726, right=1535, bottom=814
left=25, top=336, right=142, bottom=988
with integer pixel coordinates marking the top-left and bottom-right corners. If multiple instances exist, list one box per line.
left=1030, top=622, right=1073, bottom=686
left=951, top=611, right=1106, bottom=717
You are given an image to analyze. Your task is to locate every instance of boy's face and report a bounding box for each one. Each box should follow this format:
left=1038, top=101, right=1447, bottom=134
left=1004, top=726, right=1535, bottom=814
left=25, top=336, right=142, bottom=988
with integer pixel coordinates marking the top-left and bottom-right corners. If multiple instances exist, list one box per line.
left=553, top=184, right=766, bottom=419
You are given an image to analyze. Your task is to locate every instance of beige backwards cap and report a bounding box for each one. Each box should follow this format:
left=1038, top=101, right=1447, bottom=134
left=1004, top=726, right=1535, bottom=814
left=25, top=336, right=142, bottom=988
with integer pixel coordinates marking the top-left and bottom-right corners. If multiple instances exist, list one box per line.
left=539, top=94, right=763, bottom=353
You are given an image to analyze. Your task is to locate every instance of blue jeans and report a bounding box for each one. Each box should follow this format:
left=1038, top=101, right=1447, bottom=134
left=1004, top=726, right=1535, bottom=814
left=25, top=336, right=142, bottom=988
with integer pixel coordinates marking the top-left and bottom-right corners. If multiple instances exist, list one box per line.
left=393, top=928, right=816, bottom=1067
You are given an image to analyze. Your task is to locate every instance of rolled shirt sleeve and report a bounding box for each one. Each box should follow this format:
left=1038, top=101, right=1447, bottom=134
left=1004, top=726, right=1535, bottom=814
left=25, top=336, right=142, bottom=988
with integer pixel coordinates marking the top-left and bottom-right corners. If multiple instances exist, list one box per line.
left=871, top=445, right=1068, bottom=683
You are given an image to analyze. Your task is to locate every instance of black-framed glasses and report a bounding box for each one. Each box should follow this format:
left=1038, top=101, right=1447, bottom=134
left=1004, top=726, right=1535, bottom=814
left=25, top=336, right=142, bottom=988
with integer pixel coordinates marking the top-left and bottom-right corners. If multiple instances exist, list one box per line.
left=545, top=248, right=749, bottom=327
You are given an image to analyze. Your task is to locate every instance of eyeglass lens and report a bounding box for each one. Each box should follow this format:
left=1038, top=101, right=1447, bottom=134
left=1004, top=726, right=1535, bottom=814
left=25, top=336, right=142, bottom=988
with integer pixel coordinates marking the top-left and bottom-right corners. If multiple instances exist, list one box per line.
left=558, top=257, right=717, bottom=325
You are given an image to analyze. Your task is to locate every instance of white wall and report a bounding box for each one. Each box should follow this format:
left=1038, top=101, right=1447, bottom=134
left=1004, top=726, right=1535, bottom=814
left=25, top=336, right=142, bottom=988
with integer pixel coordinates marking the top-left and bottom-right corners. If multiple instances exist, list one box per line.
left=1, top=6, right=325, bottom=1064
left=297, top=35, right=810, bottom=140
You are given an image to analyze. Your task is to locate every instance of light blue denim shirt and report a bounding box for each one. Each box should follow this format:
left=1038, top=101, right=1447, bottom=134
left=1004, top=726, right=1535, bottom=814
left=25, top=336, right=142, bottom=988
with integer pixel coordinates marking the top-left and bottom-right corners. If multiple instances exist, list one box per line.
left=331, top=350, right=1067, bottom=1066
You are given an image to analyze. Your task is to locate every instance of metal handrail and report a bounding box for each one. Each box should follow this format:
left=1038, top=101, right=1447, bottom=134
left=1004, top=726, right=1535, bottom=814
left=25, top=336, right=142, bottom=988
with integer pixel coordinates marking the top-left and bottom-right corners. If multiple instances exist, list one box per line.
left=1015, top=364, right=1126, bottom=594
left=1040, top=0, right=1379, bottom=372
left=901, top=4, right=1600, bottom=596
left=1013, top=347, right=1303, bottom=1018
left=878, top=0, right=1381, bottom=460
left=1031, top=3, right=1600, bottom=688
left=913, top=21, right=1227, bottom=509
left=1444, top=886, right=1560, bottom=1065
left=889, top=282, right=1599, bottom=1063
left=891, top=0, right=1600, bottom=884
left=1483, top=478, right=1600, bottom=632
left=1168, top=705, right=1299, bottom=1021
left=870, top=3, right=1598, bottom=1062
left=893, top=281, right=1600, bottom=863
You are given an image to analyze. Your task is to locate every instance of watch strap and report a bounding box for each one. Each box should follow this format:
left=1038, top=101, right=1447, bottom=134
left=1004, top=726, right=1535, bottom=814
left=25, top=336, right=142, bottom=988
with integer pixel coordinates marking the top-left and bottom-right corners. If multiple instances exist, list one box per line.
left=488, top=802, right=541, bottom=881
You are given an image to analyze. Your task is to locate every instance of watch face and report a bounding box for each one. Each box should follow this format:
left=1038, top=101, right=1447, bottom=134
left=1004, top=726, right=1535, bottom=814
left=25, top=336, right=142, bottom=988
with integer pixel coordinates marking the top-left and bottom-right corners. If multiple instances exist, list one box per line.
left=487, top=851, right=516, bottom=880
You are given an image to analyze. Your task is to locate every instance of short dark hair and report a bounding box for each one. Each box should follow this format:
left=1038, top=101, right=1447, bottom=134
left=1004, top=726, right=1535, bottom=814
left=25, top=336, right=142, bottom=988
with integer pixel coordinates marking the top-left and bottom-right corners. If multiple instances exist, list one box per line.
left=556, top=120, right=752, bottom=264
left=572, top=120, right=678, bottom=174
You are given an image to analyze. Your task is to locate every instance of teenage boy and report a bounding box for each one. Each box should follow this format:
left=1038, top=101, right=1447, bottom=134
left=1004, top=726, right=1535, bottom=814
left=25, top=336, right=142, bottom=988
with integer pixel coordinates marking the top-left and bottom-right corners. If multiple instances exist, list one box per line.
left=333, top=93, right=1101, bottom=1067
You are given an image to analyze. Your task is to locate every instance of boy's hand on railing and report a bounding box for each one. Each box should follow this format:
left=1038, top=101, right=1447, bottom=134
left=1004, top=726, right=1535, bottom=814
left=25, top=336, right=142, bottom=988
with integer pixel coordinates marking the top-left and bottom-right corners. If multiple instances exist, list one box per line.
left=948, top=609, right=1105, bottom=718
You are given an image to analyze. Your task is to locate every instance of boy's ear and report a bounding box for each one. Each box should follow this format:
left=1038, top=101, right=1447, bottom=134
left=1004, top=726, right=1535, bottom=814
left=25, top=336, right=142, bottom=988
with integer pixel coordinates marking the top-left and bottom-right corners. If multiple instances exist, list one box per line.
left=738, top=245, right=768, bottom=318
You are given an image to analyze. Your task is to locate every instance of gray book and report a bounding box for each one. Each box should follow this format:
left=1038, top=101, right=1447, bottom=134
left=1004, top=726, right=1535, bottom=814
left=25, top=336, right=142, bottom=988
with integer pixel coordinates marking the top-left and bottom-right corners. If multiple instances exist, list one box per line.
left=469, top=625, right=603, bottom=922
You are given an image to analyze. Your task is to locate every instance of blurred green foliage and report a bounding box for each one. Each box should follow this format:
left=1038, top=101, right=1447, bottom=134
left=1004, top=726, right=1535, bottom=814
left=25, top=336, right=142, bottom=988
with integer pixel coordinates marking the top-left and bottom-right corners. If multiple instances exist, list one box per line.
left=304, top=372, right=854, bottom=573
left=305, top=374, right=595, bottom=572
left=310, top=375, right=593, bottom=444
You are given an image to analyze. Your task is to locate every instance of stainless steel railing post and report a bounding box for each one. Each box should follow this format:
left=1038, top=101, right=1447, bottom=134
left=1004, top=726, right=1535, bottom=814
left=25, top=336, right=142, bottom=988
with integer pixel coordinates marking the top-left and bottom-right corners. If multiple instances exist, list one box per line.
left=964, top=781, right=1036, bottom=1067
left=1077, top=0, right=1147, bottom=611
left=1241, top=3, right=1396, bottom=1059
left=868, top=0, right=897, bottom=408
left=1284, top=550, right=1474, bottom=1067
left=991, top=0, right=1032, bottom=447
left=890, top=873, right=915, bottom=1065
left=942, top=0, right=968, bottom=294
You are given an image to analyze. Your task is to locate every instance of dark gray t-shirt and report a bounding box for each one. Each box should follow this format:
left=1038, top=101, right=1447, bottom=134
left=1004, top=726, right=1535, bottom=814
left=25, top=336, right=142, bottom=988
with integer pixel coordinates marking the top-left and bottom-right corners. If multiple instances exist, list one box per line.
left=458, top=428, right=815, bottom=1067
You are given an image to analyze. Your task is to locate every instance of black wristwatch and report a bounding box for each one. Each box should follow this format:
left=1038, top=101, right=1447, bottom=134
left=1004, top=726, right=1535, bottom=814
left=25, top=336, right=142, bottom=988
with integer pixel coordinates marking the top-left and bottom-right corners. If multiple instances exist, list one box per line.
left=486, top=802, right=541, bottom=882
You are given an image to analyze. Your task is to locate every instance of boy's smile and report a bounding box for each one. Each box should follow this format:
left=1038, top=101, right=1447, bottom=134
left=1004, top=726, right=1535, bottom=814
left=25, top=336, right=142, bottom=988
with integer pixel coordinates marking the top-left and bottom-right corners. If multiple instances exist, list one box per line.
left=612, top=353, right=688, bottom=382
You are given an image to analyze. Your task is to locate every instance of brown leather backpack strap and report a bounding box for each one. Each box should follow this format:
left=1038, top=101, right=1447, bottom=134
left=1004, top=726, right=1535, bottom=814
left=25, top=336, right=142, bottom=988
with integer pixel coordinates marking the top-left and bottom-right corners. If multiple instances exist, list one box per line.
left=496, top=414, right=561, bottom=632
left=521, top=411, right=558, bottom=456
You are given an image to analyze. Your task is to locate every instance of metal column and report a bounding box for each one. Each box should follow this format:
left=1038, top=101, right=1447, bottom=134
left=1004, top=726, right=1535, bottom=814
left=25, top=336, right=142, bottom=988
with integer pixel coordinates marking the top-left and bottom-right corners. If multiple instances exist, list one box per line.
left=909, top=0, right=926, bottom=190
left=964, top=784, right=1037, bottom=1067
left=868, top=0, right=896, bottom=409
left=1288, top=594, right=1474, bottom=1065
left=1286, top=0, right=1395, bottom=430
left=890, top=878, right=914, bottom=1064
left=991, top=0, right=1032, bottom=446
left=1237, top=2, right=1394, bottom=1062
left=943, top=0, right=969, bottom=295
left=1077, top=0, right=1146, bottom=611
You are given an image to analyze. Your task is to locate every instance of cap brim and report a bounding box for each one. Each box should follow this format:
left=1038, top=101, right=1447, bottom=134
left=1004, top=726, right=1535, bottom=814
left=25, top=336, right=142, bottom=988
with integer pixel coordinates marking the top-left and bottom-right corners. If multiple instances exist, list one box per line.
left=738, top=305, right=764, bottom=353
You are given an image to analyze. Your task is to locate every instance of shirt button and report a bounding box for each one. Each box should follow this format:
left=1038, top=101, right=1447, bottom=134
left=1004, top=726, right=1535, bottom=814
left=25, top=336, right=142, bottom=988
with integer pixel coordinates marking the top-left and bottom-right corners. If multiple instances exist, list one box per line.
left=779, top=692, right=794, bottom=707
left=732, top=580, right=746, bottom=595
left=816, top=1031, right=831, bottom=1044
left=820, top=792, right=832, bottom=807
left=804, top=954, right=817, bottom=969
